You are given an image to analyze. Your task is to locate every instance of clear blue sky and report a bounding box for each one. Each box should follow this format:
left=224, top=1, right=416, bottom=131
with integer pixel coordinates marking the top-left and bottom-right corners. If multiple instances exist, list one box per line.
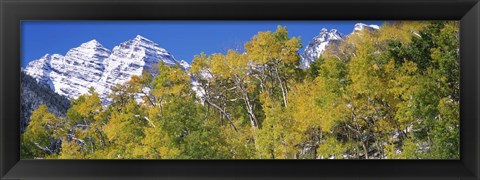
left=21, top=21, right=384, bottom=67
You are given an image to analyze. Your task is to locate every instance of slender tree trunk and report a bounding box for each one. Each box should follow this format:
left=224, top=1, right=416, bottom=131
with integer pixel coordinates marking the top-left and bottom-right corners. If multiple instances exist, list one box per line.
left=236, top=83, right=259, bottom=153
left=34, top=142, right=53, bottom=154
left=204, top=99, right=238, bottom=132
left=159, top=96, right=164, bottom=115
left=234, top=75, right=259, bottom=129
left=242, top=91, right=258, bottom=129
left=346, top=100, right=370, bottom=159
left=274, top=66, right=288, bottom=108
left=96, top=127, right=105, bottom=149
left=362, top=142, right=369, bottom=159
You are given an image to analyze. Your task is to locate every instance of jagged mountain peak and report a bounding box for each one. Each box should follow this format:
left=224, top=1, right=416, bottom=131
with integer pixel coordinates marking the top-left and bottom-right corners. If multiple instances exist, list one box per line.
left=26, top=53, right=63, bottom=70
left=299, top=28, right=345, bottom=68
left=38, top=53, right=63, bottom=60
left=65, top=39, right=111, bottom=65
left=353, top=23, right=380, bottom=33
left=80, top=39, right=103, bottom=48
left=67, top=39, right=109, bottom=54
left=110, top=35, right=177, bottom=67
left=134, top=35, right=152, bottom=41
left=300, top=23, right=380, bottom=68
left=317, top=28, right=344, bottom=41
left=24, top=35, right=184, bottom=104
left=126, top=35, right=158, bottom=47
left=114, top=35, right=166, bottom=53
left=41, top=53, right=51, bottom=59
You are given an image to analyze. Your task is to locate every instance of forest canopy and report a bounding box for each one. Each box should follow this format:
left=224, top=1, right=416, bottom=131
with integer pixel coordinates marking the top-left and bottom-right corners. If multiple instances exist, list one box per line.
left=21, top=21, right=459, bottom=159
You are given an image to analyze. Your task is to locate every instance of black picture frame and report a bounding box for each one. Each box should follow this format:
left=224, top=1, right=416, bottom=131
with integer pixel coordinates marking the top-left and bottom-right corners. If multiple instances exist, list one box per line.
left=1, top=0, right=479, bottom=179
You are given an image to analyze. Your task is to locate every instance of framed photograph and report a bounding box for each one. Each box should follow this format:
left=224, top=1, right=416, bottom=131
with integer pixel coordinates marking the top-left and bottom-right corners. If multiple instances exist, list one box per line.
left=1, top=0, right=479, bottom=179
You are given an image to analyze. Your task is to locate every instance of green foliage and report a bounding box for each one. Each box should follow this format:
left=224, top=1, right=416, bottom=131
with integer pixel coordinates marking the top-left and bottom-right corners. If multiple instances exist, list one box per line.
left=307, top=57, right=324, bottom=79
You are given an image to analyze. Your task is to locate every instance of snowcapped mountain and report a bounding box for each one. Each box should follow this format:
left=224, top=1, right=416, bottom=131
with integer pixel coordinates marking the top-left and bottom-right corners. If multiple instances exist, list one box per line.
left=96, top=35, right=178, bottom=99
left=299, top=23, right=380, bottom=68
left=24, top=35, right=182, bottom=104
left=179, top=60, right=191, bottom=70
left=353, top=23, right=380, bottom=33
left=299, top=28, right=345, bottom=68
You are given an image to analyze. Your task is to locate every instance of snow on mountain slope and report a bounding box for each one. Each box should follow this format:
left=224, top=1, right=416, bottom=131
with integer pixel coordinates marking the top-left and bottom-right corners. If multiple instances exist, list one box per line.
left=25, top=35, right=181, bottom=104
left=299, top=28, right=345, bottom=68
left=299, top=23, right=380, bottom=68
left=51, top=40, right=111, bottom=98
left=26, top=40, right=111, bottom=98
left=179, top=60, right=191, bottom=70
left=97, top=35, right=178, bottom=101
left=24, top=54, right=59, bottom=90
left=353, top=23, right=380, bottom=33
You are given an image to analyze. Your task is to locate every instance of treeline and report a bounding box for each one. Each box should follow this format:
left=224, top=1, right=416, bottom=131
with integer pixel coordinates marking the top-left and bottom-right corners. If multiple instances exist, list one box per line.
left=21, top=21, right=459, bottom=159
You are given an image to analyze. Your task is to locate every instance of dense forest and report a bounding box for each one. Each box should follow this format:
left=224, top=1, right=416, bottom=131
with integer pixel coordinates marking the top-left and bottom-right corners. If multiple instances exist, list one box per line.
left=20, top=71, right=71, bottom=133
left=21, top=21, right=459, bottom=159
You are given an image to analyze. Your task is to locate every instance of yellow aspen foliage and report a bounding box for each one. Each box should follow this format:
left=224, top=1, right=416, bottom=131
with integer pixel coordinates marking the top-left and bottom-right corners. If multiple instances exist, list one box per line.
left=58, top=138, right=84, bottom=159
left=21, top=21, right=459, bottom=160
left=379, top=21, right=427, bottom=43
left=317, top=136, right=351, bottom=159
left=22, top=105, right=63, bottom=158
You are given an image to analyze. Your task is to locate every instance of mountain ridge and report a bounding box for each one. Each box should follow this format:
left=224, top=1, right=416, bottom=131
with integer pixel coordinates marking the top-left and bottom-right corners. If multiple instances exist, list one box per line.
left=24, top=35, right=185, bottom=104
left=299, top=28, right=345, bottom=68
left=299, top=23, right=380, bottom=68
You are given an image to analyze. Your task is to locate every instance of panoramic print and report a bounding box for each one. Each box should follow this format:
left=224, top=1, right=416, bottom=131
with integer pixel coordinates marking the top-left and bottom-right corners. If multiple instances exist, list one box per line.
left=20, top=21, right=459, bottom=159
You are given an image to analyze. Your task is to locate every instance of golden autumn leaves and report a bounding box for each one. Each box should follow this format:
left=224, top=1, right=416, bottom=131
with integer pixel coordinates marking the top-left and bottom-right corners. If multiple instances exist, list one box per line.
left=22, top=22, right=459, bottom=159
